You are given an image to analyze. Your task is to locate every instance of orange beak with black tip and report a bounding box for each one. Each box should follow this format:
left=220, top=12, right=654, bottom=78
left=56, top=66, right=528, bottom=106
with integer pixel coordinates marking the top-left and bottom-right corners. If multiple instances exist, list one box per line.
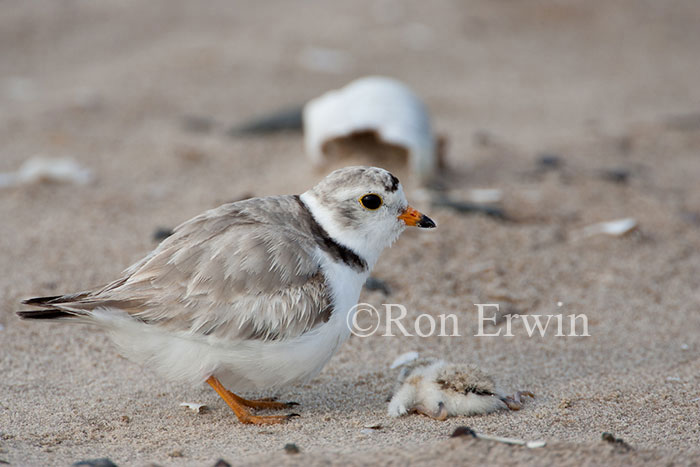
left=398, top=206, right=436, bottom=228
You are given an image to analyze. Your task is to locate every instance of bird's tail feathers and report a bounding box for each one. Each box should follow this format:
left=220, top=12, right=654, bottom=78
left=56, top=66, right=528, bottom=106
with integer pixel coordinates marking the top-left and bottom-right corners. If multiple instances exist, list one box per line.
left=16, top=309, right=78, bottom=320
left=17, top=293, right=92, bottom=320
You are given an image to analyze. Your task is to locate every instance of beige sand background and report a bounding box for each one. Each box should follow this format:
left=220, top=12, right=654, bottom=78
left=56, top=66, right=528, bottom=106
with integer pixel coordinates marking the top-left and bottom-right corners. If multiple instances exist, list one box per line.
left=1, top=0, right=700, bottom=465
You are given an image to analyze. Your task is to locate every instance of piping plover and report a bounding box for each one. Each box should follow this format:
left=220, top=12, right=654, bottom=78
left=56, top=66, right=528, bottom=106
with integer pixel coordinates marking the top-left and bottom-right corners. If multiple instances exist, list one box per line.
left=388, top=358, right=533, bottom=420
left=18, top=166, right=435, bottom=425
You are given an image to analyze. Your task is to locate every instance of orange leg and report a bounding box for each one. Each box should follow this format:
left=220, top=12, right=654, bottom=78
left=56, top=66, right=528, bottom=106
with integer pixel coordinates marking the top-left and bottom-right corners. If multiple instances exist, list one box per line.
left=206, top=376, right=299, bottom=425
left=224, top=391, right=299, bottom=410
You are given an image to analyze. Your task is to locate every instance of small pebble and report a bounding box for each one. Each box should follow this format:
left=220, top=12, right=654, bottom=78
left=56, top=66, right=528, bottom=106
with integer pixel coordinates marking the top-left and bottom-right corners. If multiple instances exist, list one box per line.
left=537, top=154, right=562, bottom=170
left=600, top=168, right=630, bottom=184
left=73, top=459, right=118, bottom=467
left=364, top=276, right=391, bottom=295
left=152, top=227, right=174, bottom=241
left=168, top=450, right=184, bottom=458
left=601, top=432, right=632, bottom=452
left=212, top=460, right=231, bottom=467
left=283, top=443, right=300, bottom=454
left=450, top=426, right=477, bottom=438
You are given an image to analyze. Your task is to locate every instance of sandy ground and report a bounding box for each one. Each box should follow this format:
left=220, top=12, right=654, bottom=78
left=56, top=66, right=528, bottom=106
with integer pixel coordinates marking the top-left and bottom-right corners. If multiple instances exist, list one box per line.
left=2, top=0, right=700, bottom=465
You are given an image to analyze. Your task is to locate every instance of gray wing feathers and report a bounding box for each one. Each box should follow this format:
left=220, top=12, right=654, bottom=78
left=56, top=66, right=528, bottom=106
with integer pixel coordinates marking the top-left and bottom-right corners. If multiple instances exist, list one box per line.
left=30, top=196, right=333, bottom=341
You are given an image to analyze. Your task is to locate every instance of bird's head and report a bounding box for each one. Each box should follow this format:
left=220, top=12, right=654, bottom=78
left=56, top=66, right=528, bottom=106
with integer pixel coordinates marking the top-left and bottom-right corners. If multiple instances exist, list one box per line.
left=301, top=166, right=435, bottom=267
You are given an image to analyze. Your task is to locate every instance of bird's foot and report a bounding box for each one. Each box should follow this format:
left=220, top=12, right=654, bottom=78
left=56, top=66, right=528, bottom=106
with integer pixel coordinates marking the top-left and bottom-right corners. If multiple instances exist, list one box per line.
left=502, top=391, right=535, bottom=410
left=206, top=376, right=300, bottom=425
left=413, top=402, right=448, bottom=421
left=229, top=393, right=299, bottom=410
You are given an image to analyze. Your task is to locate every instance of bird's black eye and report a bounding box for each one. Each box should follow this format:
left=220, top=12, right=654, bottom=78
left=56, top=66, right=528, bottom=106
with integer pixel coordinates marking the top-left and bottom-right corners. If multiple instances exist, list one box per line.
left=359, top=193, right=383, bottom=210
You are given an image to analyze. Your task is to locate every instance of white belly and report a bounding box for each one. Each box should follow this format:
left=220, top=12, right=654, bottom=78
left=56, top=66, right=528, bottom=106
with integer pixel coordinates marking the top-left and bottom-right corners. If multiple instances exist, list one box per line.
left=96, top=258, right=368, bottom=394
left=215, top=259, right=368, bottom=392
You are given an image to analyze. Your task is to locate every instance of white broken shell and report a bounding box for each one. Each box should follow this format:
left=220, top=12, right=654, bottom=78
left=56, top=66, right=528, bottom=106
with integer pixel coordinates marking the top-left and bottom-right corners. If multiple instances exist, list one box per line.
left=303, top=76, right=436, bottom=185
left=579, top=218, right=638, bottom=238
left=179, top=402, right=207, bottom=413
left=0, top=157, right=93, bottom=188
